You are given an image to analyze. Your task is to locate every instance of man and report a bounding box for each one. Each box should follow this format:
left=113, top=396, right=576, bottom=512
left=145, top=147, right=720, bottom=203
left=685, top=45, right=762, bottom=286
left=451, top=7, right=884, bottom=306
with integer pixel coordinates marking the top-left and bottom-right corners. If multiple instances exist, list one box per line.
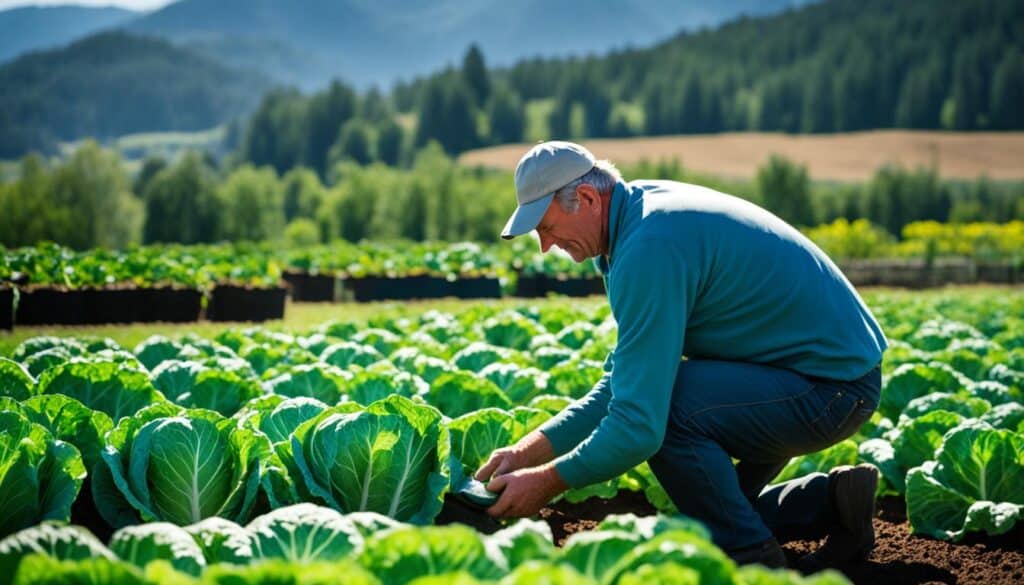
left=476, top=141, right=887, bottom=569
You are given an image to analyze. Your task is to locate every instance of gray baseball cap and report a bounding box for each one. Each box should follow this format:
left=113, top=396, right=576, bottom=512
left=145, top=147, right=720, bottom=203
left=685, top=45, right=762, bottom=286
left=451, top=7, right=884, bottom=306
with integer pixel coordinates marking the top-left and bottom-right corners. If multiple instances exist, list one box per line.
left=500, top=141, right=596, bottom=239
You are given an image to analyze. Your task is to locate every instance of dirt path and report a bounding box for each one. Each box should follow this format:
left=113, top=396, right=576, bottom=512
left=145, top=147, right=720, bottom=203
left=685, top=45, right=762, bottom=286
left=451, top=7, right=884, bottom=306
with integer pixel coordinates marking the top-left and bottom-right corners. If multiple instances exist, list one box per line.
left=459, top=131, right=1024, bottom=182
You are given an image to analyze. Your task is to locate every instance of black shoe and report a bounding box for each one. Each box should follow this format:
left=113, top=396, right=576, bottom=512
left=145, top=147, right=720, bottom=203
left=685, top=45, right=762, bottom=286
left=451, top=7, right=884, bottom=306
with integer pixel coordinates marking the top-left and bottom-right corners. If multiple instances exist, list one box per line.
left=798, top=463, right=878, bottom=572
left=729, top=537, right=788, bottom=568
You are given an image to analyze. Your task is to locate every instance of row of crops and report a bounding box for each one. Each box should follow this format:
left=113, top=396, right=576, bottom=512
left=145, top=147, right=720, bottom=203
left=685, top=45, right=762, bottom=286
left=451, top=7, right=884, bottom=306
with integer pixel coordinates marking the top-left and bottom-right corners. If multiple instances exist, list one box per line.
left=0, top=240, right=601, bottom=328
left=4, top=232, right=1023, bottom=328
left=1, top=240, right=592, bottom=291
left=1, top=293, right=1023, bottom=583
left=0, top=507, right=850, bottom=585
left=5, top=222, right=1023, bottom=293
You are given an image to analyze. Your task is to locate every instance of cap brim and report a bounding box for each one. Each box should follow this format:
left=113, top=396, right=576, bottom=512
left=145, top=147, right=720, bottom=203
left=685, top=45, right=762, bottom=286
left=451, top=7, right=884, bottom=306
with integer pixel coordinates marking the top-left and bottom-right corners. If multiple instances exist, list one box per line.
left=500, top=193, right=554, bottom=240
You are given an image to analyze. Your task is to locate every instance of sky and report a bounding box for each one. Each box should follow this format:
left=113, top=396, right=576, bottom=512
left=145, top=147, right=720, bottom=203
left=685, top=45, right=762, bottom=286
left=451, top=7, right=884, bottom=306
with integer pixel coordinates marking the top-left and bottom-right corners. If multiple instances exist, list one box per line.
left=0, top=0, right=173, bottom=10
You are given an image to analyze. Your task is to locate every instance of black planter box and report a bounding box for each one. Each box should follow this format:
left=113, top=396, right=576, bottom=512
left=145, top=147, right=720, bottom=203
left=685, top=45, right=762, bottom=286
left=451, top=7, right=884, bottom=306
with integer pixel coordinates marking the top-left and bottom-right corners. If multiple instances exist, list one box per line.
left=342, top=275, right=449, bottom=302
left=0, top=288, right=12, bottom=330
left=449, top=277, right=502, bottom=299
left=283, top=271, right=338, bottom=302
left=141, top=288, right=203, bottom=323
left=15, top=287, right=85, bottom=326
left=207, top=285, right=287, bottom=322
left=13, top=286, right=203, bottom=326
left=547, top=276, right=606, bottom=297
left=514, top=275, right=542, bottom=298
left=514, top=274, right=605, bottom=297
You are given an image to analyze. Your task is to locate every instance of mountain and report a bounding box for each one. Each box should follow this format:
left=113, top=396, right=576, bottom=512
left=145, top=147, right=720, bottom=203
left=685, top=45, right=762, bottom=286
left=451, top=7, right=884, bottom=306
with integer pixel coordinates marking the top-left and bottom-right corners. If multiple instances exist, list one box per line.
left=0, top=4, right=137, bottom=64
left=0, top=31, right=270, bottom=158
left=124, top=0, right=816, bottom=89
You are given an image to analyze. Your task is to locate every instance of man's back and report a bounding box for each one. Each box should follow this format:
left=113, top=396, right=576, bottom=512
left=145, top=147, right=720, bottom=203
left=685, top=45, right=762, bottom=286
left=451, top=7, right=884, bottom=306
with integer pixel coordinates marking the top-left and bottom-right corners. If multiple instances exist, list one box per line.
left=604, top=179, right=887, bottom=381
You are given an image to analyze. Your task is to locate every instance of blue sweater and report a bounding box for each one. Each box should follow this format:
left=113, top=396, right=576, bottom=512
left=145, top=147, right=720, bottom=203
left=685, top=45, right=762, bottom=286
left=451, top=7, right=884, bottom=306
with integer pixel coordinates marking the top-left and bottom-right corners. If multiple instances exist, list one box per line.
left=539, top=180, right=888, bottom=488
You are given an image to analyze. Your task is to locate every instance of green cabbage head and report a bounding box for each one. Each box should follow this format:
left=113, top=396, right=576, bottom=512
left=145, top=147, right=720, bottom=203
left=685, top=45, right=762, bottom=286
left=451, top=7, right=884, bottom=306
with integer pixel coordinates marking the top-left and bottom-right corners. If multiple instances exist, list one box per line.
left=291, top=395, right=450, bottom=524
left=94, top=404, right=267, bottom=528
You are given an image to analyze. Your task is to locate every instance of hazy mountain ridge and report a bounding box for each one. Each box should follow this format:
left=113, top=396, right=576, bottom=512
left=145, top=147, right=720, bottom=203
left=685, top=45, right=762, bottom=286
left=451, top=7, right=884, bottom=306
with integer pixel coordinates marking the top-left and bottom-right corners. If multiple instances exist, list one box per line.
left=0, top=4, right=137, bottom=63
left=122, top=0, right=814, bottom=88
left=0, top=30, right=270, bottom=157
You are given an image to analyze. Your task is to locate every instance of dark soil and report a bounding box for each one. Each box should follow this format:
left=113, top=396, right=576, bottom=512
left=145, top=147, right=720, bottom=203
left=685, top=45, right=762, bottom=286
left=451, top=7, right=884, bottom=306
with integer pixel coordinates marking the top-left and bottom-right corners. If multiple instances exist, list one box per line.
left=440, top=491, right=1023, bottom=584
left=783, top=496, right=1024, bottom=585
left=538, top=491, right=656, bottom=546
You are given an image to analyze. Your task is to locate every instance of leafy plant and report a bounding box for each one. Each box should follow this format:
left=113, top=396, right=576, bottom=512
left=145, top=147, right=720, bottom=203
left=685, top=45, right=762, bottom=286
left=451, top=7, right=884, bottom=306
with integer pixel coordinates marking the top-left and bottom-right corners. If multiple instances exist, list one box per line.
left=94, top=404, right=267, bottom=528
left=426, top=372, right=511, bottom=418
left=0, top=522, right=114, bottom=578
left=905, top=422, right=1024, bottom=540
left=36, top=361, right=165, bottom=423
left=108, top=522, right=206, bottom=576
left=245, top=503, right=364, bottom=563
left=291, top=395, right=450, bottom=523
left=0, top=411, right=85, bottom=538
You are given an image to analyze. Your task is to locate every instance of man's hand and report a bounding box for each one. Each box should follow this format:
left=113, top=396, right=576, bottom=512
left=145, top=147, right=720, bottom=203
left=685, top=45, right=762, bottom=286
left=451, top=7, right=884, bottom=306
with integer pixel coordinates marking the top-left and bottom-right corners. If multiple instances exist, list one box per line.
left=485, top=464, right=569, bottom=519
left=474, top=430, right=556, bottom=482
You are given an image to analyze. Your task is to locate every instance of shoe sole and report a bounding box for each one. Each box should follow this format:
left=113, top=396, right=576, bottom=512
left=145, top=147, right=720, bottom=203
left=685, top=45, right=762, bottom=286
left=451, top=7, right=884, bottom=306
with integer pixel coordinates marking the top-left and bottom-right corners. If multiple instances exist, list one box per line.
left=831, top=463, right=879, bottom=557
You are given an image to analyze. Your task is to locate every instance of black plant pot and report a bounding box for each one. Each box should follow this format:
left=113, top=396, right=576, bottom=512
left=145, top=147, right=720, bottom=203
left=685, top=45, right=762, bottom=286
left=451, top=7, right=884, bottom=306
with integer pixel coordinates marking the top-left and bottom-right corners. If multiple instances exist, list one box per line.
left=0, top=287, right=12, bottom=330
left=207, top=285, right=287, bottom=322
left=513, top=275, right=542, bottom=298
left=15, top=287, right=85, bottom=326
left=283, top=271, right=337, bottom=302
left=450, top=277, right=502, bottom=299
left=140, top=287, right=202, bottom=323
left=343, top=275, right=450, bottom=302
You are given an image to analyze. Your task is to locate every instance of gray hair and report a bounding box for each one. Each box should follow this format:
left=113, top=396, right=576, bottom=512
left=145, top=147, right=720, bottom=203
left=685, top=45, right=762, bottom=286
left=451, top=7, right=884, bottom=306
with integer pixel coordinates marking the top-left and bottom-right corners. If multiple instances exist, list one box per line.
left=554, top=160, right=623, bottom=214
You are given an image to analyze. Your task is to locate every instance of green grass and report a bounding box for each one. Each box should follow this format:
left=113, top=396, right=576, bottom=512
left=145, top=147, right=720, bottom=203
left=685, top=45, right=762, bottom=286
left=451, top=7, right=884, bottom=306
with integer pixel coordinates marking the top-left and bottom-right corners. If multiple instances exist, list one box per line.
left=0, top=296, right=604, bottom=357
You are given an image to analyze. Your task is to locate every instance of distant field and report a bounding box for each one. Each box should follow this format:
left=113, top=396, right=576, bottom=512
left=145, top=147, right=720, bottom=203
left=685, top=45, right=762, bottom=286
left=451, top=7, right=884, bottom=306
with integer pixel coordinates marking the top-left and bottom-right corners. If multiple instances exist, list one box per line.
left=460, top=131, right=1024, bottom=182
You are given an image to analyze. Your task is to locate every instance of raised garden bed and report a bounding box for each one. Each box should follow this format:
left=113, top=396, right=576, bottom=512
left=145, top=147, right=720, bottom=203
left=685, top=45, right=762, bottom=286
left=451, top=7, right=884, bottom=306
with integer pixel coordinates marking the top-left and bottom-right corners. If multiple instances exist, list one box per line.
left=142, top=287, right=204, bottom=323
left=449, top=276, right=502, bottom=299
left=283, top=270, right=338, bottom=302
left=13, top=286, right=202, bottom=326
left=15, top=287, right=84, bottom=325
left=341, top=275, right=502, bottom=302
left=838, top=258, right=1021, bottom=288
left=515, top=274, right=606, bottom=297
left=206, top=284, right=287, bottom=322
left=342, top=275, right=448, bottom=302
left=0, top=287, right=12, bottom=330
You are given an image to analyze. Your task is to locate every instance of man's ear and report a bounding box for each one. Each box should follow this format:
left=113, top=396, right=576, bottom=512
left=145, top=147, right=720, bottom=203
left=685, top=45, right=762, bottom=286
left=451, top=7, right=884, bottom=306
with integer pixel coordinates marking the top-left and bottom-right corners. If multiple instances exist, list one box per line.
left=576, top=184, right=602, bottom=216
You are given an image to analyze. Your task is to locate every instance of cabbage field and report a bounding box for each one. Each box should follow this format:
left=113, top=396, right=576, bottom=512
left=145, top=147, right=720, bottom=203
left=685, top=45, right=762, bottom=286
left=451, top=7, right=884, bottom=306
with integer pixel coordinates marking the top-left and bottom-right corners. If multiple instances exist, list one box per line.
left=0, top=290, right=1022, bottom=584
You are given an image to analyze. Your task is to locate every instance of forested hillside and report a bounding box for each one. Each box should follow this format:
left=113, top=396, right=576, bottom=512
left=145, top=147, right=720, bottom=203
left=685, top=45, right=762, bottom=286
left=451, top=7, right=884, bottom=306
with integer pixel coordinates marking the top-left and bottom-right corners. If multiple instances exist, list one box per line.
left=0, top=4, right=135, bottom=63
left=234, top=0, right=1023, bottom=178
left=0, top=31, right=270, bottom=158
left=125, top=0, right=810, bottom=89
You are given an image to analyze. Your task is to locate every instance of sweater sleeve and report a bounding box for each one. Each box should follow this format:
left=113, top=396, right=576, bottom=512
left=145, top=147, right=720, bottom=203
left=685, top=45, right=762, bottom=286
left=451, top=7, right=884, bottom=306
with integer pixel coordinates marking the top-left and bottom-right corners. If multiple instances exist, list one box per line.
left=553, top=238, right=696, bottom=488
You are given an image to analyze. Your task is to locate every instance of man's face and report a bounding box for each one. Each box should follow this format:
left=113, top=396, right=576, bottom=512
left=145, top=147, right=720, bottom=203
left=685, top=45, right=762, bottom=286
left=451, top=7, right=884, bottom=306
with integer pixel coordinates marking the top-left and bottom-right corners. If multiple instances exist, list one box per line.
left=534, top=185, right=605, bottom=262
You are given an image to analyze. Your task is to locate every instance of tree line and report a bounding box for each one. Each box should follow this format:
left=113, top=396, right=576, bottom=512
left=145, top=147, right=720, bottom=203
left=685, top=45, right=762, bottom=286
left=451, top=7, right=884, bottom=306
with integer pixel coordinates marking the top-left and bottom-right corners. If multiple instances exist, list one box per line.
left=2, top=0, right=1021, bottom=164
left=237, top=0, right=1024, bottom=176
left=3, top=140, right=1021, bottom=251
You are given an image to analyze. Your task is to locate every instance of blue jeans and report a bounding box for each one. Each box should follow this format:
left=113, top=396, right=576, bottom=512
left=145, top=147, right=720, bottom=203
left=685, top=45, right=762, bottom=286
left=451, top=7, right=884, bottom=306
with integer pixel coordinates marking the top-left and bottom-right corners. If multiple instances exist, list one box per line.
left=647, top=359, right=881, bottom=552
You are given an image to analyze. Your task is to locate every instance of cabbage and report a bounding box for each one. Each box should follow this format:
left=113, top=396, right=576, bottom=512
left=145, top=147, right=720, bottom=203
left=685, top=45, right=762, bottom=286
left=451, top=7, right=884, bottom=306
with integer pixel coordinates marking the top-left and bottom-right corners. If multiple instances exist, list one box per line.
left=94, top=404, right=266, bottom=528
left=0, top=411, right=85, bottom=538
left=291, top=395, right=449, bottom=523
left=905, top=422, right=1024, bottom=540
